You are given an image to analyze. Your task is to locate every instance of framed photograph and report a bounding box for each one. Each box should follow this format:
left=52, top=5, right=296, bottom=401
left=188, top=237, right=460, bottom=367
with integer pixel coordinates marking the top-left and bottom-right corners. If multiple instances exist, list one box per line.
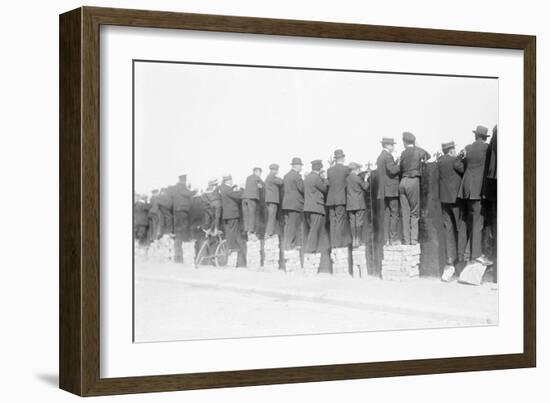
left=59, top=6, right=536, bottom=396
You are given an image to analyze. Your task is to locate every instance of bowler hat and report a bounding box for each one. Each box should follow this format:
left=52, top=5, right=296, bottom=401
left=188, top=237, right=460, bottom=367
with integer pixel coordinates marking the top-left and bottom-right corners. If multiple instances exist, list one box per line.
left=269, top=163, right=279, bottom=170
left=472, top=125, right=490, bottom=137
left=333, top=149, right=345, bottom=159
left=441, top=141, right=455, bottom=151
left=291, top=157, right=303, bottom=166
left=381, top=137, right=396, bottom=145
left=402, top=131, right=416, bottom=143
left=311, top=159, right=323, bottom=169
left=178, top=174, right=187, bottom=181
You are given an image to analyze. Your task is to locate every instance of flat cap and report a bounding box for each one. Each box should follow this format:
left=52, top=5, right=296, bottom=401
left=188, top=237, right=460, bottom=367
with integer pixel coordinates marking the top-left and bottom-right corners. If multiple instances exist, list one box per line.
left=402, top=131, right=416, bottom=143
left=291, top=157, right=303, bottom=165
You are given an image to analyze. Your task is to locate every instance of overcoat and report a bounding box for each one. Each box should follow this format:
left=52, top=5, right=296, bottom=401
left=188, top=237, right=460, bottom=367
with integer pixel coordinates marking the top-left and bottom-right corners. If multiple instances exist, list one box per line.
left=376, top=149, right=400, bottom=199
left=265, top=172, right=283, bottom=204
left=172, top=183, right=196, bottom=211
left=219, top=184, right=243, bottom=220
left=437, top=154, right=464, bottom=204
left=282, top=170, right=304, bottom=212
left=304, top=172, right=328, bottom=215
left=458, top=139, right=489, bottom=200
left=346, top=172, right=368, bottom=211
left=242, top=174, right=263, bottom=200
left=326, top=163, right=351, bottom=206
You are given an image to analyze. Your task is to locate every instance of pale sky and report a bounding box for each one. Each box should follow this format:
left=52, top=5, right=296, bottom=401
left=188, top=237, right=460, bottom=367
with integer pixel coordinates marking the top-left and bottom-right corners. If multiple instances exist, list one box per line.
left=134, top=61, right=498, bottom=194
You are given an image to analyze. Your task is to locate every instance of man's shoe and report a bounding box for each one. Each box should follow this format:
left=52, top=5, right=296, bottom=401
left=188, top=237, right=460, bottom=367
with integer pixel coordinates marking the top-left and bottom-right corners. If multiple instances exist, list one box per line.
left=476, top=255, right=494, bottom=266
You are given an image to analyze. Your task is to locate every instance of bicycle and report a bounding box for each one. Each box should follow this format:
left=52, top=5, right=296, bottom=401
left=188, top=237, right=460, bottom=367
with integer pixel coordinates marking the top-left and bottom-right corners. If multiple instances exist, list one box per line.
left=194, top=228, right=229, bottom=268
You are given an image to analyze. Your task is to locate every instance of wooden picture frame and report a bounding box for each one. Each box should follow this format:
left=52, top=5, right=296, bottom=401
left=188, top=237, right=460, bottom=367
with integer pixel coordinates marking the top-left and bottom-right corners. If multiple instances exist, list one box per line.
left=59, top=6, right=536, bottom=396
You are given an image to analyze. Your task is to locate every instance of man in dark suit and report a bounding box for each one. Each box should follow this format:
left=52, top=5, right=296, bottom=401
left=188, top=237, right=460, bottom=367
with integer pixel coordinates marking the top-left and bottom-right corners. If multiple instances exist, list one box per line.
left=346, top=162, right=369, bottom=248
left=458, top=125, right=493, bottom=266
left=326, top=149, right=352, bottom=248
left=399, top=132, right=431, bottom=245
left=265, top=163, right=284, bottom=237
left=147, top=189, right=162, bottom=241
left=134, top=194, right=150, bottom=246
left=241, top=167, right=264, bottom=236
left=376, top=138, right=401, bottom=245
left=219, top=175, right=245, bottom=254
left=157, top=186, right=174, bottom=236
left=202, top=178, right=222, bottom=234
left=303, top=160, right=329, bottom=254
left=282, top=157, right=304, bottom=250
left=172, top=174, right=197, bottom=263
left=438, top=141, right=467, bottom=267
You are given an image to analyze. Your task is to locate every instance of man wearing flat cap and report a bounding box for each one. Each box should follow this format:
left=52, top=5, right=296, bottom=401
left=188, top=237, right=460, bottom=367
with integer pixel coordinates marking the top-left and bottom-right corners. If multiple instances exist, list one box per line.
left=346, top=162, right=369, bottom=248
left=282, top=157, right=305, bottom=250
left=172, top=174, right=198, bottom=263
left=399, top=131, right=431, bottom=245
left=376, top=138, right=401, bottom=245
left=219, top=175, right=246, bottom=256
left=265, top=163, right=284, bottom=237
left=438, top=141, right=467, bottom=274
left=458, top=125, right=493, bottom=266
left=242, top=167, right=264, bottom=237
left=326, top=149, right=352, bottom=248
left=304, top=160, right=330, bottom=254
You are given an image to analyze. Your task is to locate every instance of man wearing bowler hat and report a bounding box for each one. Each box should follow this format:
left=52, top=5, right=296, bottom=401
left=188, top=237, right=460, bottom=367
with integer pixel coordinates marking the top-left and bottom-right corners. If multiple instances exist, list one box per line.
left=282, top=157, right=305, bottom=250
left=376, top=138, right=401, bottom=245
left=326, top=149, right=352, bottom=248
left=438, top=141, right=467, bottom=277
left=346, top=162, right=369, bottom=248
left=458, top=125, right=493, bottom=266
left=265, top=163, right=284, bottom=237
left=242, top=167, right=264, bottom=237
left=399, top=131, right=431, bottom=245
left=172, top=174, right=197, bottom=263
left=304, top=160, right=330, bottom=254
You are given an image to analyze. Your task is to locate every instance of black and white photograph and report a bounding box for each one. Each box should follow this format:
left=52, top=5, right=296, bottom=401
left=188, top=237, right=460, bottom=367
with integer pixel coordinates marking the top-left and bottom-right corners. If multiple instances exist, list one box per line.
left=132, top=60, right=499, bottom=343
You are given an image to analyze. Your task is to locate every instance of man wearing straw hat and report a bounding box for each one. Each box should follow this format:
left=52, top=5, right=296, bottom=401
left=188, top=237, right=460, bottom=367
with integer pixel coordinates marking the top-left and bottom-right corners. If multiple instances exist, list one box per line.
left=438, top=141, right=467, bottom=279
left=376, top=138, right=401, bottom=245
left=282, top=157, right=305, bottom=250
left=326, top=149, right=352, bottom=248
left=458, top=125, right=493, bottom=266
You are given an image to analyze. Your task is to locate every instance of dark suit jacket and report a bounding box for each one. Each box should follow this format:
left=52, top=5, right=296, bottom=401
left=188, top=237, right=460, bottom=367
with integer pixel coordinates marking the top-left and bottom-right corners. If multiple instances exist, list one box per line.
left=459, top=139, right=489, bottom=200
left=282, top=169, right=304, bottom=212
left=304, top=172, right=328, bottom=215
left=219, top=184, right=243, bottom=220
left=172, top=183, right=196, bottom=211
left=400, top=146, right=430, bottom=177
left=157, top=189, right=173, bottom=209
left=134, top=202, right=150, bottom=226
left=265, top=172, right=283, bottom=204
left=326, top=163, right=351, bottom=206
left=376, top=149, right=400, bottom=199
left=204, top=188, right=222, bottom=208
left=346, top=172, right=368, bottom=211
left=437, top=154, right=464, bottom=204
left=242, top=174, right=263, bottom=200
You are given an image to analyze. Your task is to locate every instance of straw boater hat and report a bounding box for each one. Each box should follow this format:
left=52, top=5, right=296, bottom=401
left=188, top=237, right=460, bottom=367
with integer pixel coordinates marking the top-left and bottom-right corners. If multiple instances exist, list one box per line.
left=441, top=141, right=456, bottom=152
left=290, top=157, right=303, bottom=166
left=381, top=137, right=396, bottom=145
left=472, top=125, right=490, bottom=137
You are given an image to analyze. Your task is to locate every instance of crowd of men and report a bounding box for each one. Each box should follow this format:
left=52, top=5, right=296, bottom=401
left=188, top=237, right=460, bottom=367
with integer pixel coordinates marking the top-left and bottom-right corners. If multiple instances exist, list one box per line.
left=134, top=124, right=497, bottom=272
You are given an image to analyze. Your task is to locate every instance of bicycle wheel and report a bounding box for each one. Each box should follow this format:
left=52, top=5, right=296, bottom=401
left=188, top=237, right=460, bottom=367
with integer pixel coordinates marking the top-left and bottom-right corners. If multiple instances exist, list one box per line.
left=214, top=240, right=229, bottom=267
left=194, top=239, right=210, bottom=267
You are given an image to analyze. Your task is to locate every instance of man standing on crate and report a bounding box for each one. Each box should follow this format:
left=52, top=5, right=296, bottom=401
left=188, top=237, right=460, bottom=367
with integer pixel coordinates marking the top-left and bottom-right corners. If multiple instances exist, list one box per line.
left=264, top=163, right=284, bottom=237
left=219, top=174, right=246, bottom=255
left=346, top=162, right=369, bottom=248
left=458, top=125, right=493, bottom=266
left=437, top=141, right=467, bottom=280
left=242, top=167, right=264, bottom=238
left=172, top=174, right=197, bottom=263
left=303, top=160, right=329, bottom=253
left=399, top=131, right=431, bottom=245
left=376, top=138, right=401, bottom=245
left=282, top=157, right=305, bottom=250
left=157, top=186, right=174, bottom=236
left=326, top=149, right=352, bottom=248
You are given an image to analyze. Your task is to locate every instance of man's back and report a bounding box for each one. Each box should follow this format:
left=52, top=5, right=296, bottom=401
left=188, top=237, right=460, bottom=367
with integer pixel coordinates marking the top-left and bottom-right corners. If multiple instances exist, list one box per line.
left=400, top=146, right=430, bottom=178
left=438, top=154, right=464, bottom=204
left=243, top=174, right=263, bottom=200
left=265, top=172, right=283, bottom=204
left=326, top=164, right=350, bottom=206
left=282, top=170, right=304, bottom=211
left=304, top=172, right=327, bottom=214
left=459, top=140, right=489, bottom=199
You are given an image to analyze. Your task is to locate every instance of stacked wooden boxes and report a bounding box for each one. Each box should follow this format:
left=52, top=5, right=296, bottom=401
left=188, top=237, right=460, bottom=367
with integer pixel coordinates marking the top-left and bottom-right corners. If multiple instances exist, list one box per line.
left=147, top=234, right=174, bottom=263
left=226, top=251, right=238, bottom=268
left=303, top=253, right=321, bottom=275
left=284, top=249, right=301, bottom=272
left=351, top=245, right=368, bottom=278
left=331, top=247, right=351, bottom=276
left=246, top=234, right=262, bottom=270
left=263, top=235, right=281, bottom=271
left=381, top=244, right=421, bottom=281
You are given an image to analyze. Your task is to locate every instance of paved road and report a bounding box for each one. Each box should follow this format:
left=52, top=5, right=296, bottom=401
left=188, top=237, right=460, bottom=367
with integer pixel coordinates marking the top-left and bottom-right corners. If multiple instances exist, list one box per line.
left=134, top=277, right=465, bottom=343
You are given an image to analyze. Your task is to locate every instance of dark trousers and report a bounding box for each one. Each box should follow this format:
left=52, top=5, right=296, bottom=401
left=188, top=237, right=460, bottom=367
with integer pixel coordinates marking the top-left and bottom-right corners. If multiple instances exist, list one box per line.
left=242, top=199, right=257, bottom=233
left=466, top=199, right=484, bottom=260
left=158, top=205, right=173, bottom=235
left=282, top=210, right=303, bottom=250
left=383, top=197, right=399, bottom=243
left=348, top=209, right=365, bottom=246
left=134, top=225, right=148, bottom=245
left=265, top=203, right=280, bottom=237
left=399, top=177, right=420, bottom=244
left=441, top=202, right=467, bottom=263
left=223, top=218, right=245, bottom=252
left=173, top=210, right=191, bottom=263
left=328, top=205, right=351, bottom=248
left=304, top=212, right=329, bottom=253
